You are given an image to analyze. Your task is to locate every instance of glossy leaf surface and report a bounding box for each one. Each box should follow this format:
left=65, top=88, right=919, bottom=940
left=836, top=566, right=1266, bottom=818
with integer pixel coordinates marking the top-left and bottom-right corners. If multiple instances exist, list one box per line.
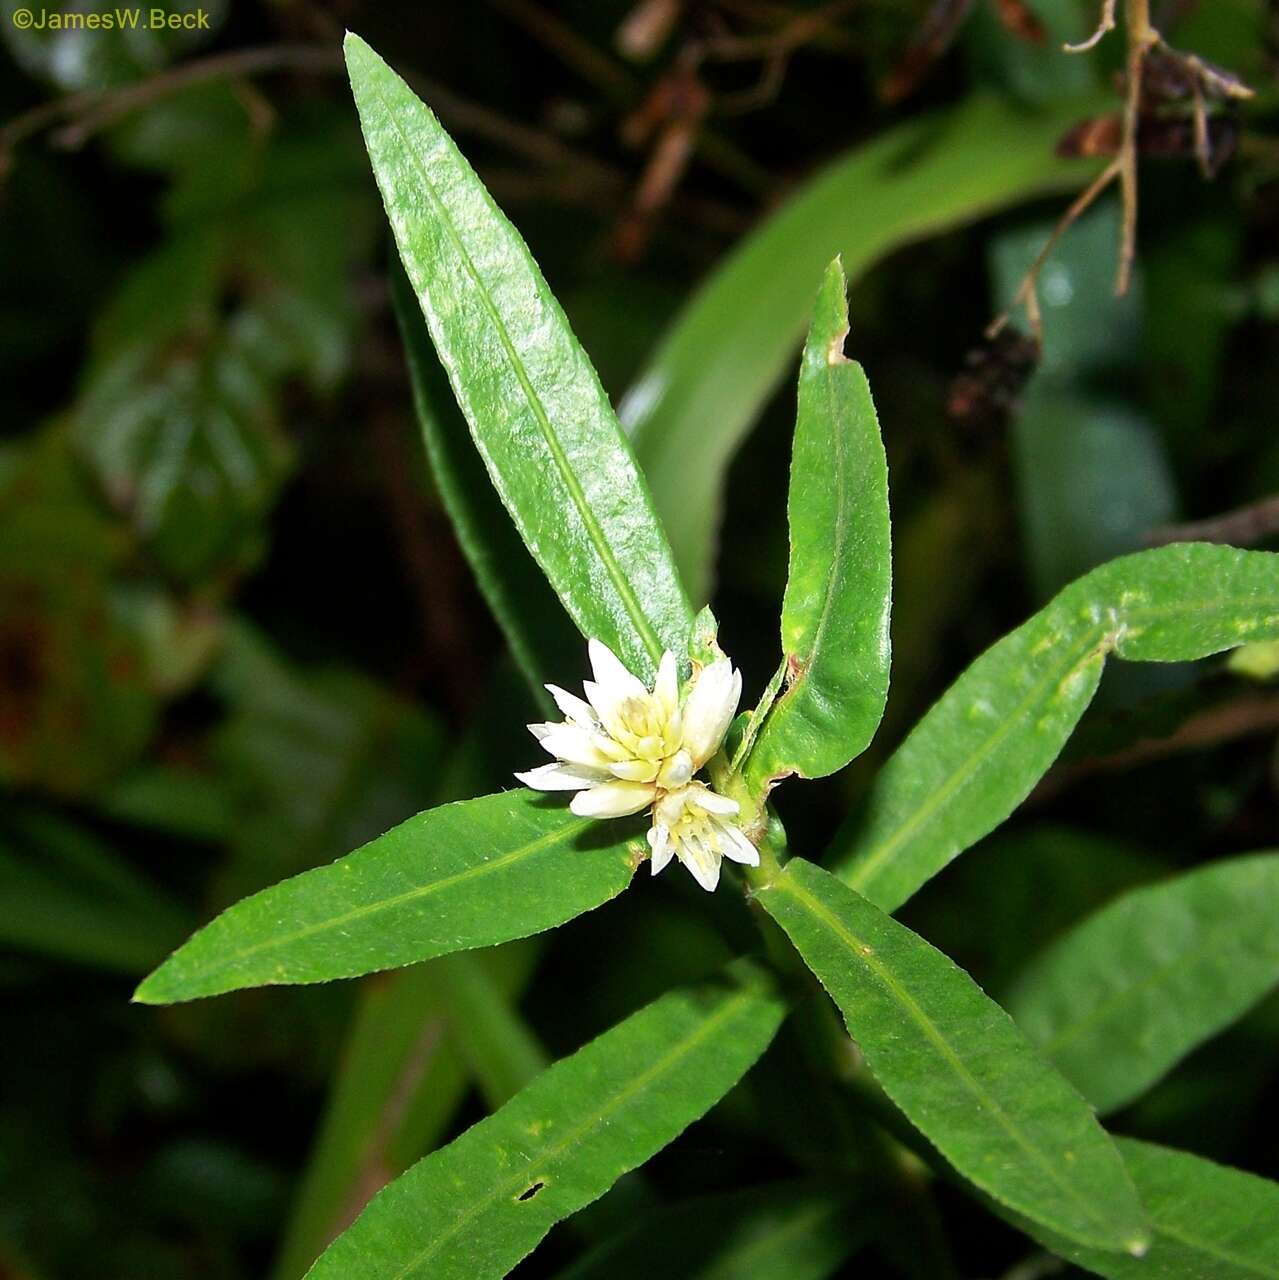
left=831, top=545, right=1279, bottom=911
left=304, top=970, right=786, bottom=1280
left=273, top=944, right=540, bottom=1280
left=758, top=858, right=1148, bottom=1253
left=1007, top=853, right=1279, bottom=1114
left=135, top=791, right=640, bottom=1004
left=391, top=263, right=572, bottom=707
left=746, top=260, right=890, bottom=790
left=347, top=33, right=690, bottom=682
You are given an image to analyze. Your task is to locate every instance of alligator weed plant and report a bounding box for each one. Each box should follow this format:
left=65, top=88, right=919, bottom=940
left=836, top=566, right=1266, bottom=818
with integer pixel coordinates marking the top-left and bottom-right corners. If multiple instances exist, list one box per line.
left=132, top=33, right=1279, bottom=1280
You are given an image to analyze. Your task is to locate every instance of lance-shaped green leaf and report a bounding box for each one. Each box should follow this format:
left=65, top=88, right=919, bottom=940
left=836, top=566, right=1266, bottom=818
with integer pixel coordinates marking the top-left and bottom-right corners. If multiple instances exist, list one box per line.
left=1005, top=853, right=1279, bottom=1115
left=757, top=858, right=1148, bottom=1254
left=346, top=32, right=691, bottom=683
left=745, top=260, right=890, bottom=791
left=432, top=949, right=549, bottom=1106
left=1031, top=1139, right=1279, bottom=1280
left=0, top=812, right=190, bottom=975
left=272, top=944, right=541, bottom=1280
left=391, top=262, right=573, bottom=709
left=134, top=791, right=641, bottom=1005
left=829, top=544, right=1279, bottom=912
left=623, top=93, right=1105, bottom=600
left=559, top=1181, right=868, bottom=1280
left=303, top=967, right=786, bottom=1280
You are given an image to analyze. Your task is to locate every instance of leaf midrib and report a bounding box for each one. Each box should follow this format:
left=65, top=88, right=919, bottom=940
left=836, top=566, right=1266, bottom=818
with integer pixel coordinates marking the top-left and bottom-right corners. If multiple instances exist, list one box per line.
left=846, top=588, right=1279, bottom=904
left=845, top=625, right=1107, bottom=899
left=1152, top=1218, right=1279, bottom=1277
left=147, top=813, right=601, bottom=995
left=384, top=986, right=768, bottom=1280
left=772, top=868, right=1136, bottom=1247
left=368, top=66, right=668, bottom=668
left=1030, top=892, right=1279, bottom=1059
left=771, top=357, right=856, bottom=758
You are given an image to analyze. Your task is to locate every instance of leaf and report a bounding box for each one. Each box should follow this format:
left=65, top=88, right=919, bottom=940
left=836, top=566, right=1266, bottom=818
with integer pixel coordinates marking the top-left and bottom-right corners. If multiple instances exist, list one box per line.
left=558, top=1181, right=868, bottom=1280
left=745, top=260, right=891, bottom=789
left=133, top=791, right=641, bottom=1005
left=1005, top=853, right=1279, bottom=1114
left=829, top=544, right=1279, bottom=912
left=207, top=622, right=447, bottom=903
left=73, top=310, right=294, bottom=581
left=346, top=32, right=691, bottom=683
left=272, top=944, right=540, bottom=1280
left=0, top=433, right=159, bottom=795
left=622, top=92, right=1106, bottom=600
left=1013, top=395, right=1178, bottom=599
left=432, top=949, right=549, bottom=1107
left=757, top=858, right=1149, bottom=1254
left=391, top=261, right=574, bottom=708
left=1033, top=1139, right=1279, bottom=1280
left=901, top=824, right=1161, bottom=996
left=303, top=967, right=786, bottom=1280
left=991, top=202, right=1178, bottom=599
left=0, top=810, right=190, bottom=974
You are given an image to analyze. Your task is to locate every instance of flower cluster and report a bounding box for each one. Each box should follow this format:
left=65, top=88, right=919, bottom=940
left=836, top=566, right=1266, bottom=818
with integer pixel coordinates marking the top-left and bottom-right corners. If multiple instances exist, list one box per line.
left=516, top=639, right=758, bottom=891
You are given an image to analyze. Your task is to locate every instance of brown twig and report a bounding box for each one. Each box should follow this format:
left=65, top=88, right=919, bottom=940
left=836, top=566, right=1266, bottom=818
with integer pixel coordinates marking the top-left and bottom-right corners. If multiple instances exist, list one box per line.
left=1032, top=693, right=1279, bottom=804
left=990, top=0, right=1252, bottom=334
left=1, top=44, right=339, bottom=161
left=1115, top=0, right=1158, bottom=294
left=0, top=38, right=639, bottom=213
left=987, top=157, right=1121, bottom=340
left=1145, top=495, right=1279, bottom=548
left=486, top=0, right=773, bottom=196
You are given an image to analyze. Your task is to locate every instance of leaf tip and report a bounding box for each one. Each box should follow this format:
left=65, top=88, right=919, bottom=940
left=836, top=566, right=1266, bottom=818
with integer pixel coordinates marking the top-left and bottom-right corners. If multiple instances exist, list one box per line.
left=811, top=259, right=851, bottom=368
left=341, top=29, right=378, bottom=77
left=131, top=972, right=169, bottom=1006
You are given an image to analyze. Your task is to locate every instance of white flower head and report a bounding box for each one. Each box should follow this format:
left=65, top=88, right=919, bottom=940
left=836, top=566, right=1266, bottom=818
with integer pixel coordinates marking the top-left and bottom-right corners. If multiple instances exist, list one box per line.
left=648, top=783, right=759, bottom=893
left=516, top=638, right=750, bottom=890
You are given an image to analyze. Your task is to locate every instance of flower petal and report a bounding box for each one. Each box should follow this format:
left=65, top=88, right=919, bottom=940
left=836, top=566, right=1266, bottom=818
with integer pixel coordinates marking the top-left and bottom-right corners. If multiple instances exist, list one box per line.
left=514, top=762, right=604, bottom=791
left=570, top=780, right=655, bottom=819
left=690, top=784, right=739, bottom=816
left=539, top=724, right=615, bottom=769
left=655, top=748, right=693, bottom=790
left=647, top=823, right=675, bottom=875
left=677, top=834, right=721, bottom=892
left=681, top=657, right=742, bottom=767
left=545, top=684, right=597, bottom=727
left=588, top=638, right=647, bottom=701
left=719, top=823, right=760, bottom=866
left=582, top=680, right=628, bottom=742
left=609, top=758, right=660, bottom=783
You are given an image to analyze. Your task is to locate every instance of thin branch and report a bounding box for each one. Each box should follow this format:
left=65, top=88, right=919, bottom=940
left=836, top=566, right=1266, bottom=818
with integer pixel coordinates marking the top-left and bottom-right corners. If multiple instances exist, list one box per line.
left=1145, top=495, right=1279, bottom=548
left=1, top=40, right=631, bottom=200
left=1064, top=0, right=1117, bottom=52
left=1031, top=693, right=1279, bottom=804
left=486, top=0, right=774, bottom=197
left=1115, top=0, right=1158, bottom=295
left=2, top=44, right=338, bottom=157
left=987, top=157, right=1121, bottom=340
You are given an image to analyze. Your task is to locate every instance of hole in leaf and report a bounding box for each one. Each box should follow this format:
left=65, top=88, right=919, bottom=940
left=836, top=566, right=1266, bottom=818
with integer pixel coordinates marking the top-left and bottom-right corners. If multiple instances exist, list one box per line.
left=516, top=1181, right=546, bottom=1202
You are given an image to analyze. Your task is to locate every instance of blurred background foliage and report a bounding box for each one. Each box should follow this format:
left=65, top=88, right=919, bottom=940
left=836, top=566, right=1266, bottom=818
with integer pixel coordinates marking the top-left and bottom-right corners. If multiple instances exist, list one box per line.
left=1, top=1, right=1277, bottom=1276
